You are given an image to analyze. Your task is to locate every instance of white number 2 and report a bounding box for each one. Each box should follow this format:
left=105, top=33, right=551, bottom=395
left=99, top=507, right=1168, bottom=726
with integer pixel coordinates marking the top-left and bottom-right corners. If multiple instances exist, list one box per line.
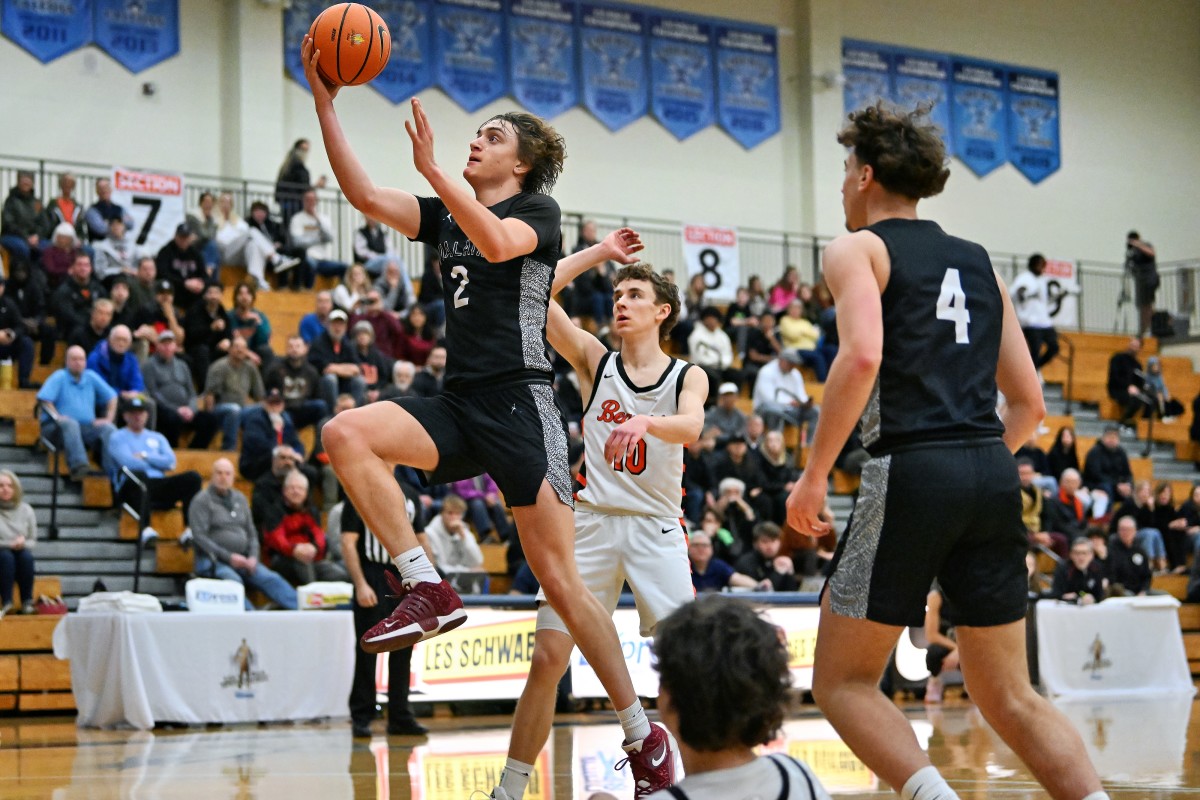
left=451, top=265, right=470, bottom=309
left=936, top=268, right=970, bottom=343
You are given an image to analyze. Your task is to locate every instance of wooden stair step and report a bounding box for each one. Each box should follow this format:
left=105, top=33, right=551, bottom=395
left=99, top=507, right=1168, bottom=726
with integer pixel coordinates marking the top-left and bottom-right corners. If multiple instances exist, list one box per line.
left=12, top=576, right=62, bottom=610
left=0, top=616, right=62, bottom=652
left=155, top=539, right=195, bottom=574
left=19, top=654, right=71, bottom=691
left=120, top=508, right=185, bottom=540
left=82, top=476, right=113, bottom=508
left=1151, top=573, right=1188, bottom=601
left=1179, top=604, right=1200, bottom=631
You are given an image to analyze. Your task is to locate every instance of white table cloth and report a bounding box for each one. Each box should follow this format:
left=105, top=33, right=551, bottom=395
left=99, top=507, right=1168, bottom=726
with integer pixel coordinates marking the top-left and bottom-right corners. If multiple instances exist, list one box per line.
left=1035, top=596, right=1195, bottom=700
left=53, top=611, right=356, bottom=729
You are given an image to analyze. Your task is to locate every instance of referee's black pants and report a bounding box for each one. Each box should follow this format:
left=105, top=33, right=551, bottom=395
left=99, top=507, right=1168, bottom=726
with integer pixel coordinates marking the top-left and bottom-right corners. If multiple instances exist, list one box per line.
left=349, top=560, right=416, bottom=727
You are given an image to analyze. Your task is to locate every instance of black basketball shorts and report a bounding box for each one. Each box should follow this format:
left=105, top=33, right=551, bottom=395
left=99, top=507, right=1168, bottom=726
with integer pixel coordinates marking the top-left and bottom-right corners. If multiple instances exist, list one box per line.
left=825, top=437, right=1028, bottom=628
left=391, top=381, right=572, bottom=508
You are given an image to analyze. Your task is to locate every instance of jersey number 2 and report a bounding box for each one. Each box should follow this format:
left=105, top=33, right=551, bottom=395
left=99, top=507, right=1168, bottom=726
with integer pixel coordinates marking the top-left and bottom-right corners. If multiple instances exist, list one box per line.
left=451, top=265, right=470, bottom=309
left=936, top=268, right=971, bottom=344
left=611, top=439, right=647, bottom=475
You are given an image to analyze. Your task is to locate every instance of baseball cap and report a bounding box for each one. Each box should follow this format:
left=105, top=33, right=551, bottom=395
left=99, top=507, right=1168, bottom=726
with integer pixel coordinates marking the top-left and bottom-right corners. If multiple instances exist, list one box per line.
left=718, top=382, right=738, bottom=395
left=780, top=350, right=802, bottom=365
left=352, top=320, right=374, bottom=336
left=175, top=223, right=190, bottom=238
left=328, top=309, right=348, bottom=322
left=265, top=387, right=284, bottom=403
left=157, top=329, right=176, bottom=342
left=155, top=279, right=174, bottom=294
left=123, top=396, right=147, bottom=412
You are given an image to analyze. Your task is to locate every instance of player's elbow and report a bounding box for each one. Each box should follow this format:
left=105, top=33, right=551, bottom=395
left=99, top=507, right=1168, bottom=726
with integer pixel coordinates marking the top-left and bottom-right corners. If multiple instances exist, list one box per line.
left=842, top=344, right=882, bottom=376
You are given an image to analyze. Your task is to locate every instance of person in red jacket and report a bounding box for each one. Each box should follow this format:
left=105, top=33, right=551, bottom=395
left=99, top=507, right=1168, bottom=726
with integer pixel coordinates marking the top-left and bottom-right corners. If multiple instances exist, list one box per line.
left=262, top=470, right=348, bottom=586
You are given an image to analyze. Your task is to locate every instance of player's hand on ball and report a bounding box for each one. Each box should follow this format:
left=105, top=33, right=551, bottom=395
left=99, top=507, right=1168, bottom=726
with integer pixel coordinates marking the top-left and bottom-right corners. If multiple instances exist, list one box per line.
left=301, top=36, right=340, bottom=103
left=601, top=227, right=644, bottom=264
left=605, top=414, right=650, bottom=467
left=786, top=471, right=831, bottom=538
left=405, top=97, right=438, bottom=178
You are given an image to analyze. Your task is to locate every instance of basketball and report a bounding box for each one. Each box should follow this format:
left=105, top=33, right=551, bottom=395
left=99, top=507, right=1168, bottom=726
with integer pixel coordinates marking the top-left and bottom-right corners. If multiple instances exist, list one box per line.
left=308, top=3, right=391, bottom=87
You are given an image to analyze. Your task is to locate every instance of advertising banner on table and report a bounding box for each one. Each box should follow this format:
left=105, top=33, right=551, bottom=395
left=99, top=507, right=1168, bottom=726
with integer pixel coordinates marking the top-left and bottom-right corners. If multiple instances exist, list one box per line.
left=681, top=223, right=738, bottom=302
left=508, top=0, right=577, bottom=119
left=110, top=167, right=185, bottom=254
left=92, top=0, right=178, bottom=73
left=409, top=730, right=556, bottom=800
left=282, top=0, right=325, bottom=93
left=408, top=607, right=538, bottom=702
left=578, top=2, right=648, bottom=132
left=714, top=22, right=779, bottom=150
left=369, top=0, right=436, bottom=103
left=841, top=38, right=892, bottom=114
left=647, top=11, right=714, bottom=141
left=950, top=57, right=1008, bottom=177
left=2, top=0, right=92, bottom=64
left=434, top=0, right=508, bottom=112
left=1043, top=258, right=1079, bottom=330
left=1007, top=66, right=1061, bottom=184
left=892, top=47, right=952, bottom=152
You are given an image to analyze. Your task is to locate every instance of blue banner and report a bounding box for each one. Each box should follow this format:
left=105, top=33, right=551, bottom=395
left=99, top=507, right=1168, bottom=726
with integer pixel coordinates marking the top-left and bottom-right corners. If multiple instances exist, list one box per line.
left=950, top=58, right=1008, bottom=177
left=892, top=47, right=952, bottom=152
left=434, top=0, right=508, bottom=112
left=648, top=12, right=714, bottom=141
left=93, top=0, right=178, bottom=73
left=1007, top=67, right=1060, bottom=184
left=578, top=3, right=647, bottom=132
left=714, top=22, right=779, bottom=150
left=508, top=0, right=576, bottom=119
left=1, top=0, right=92, bottom=63
left=842, top=39, right=892, bottom=115
left=369, top=0, right=435, bottom=103
left=282, top=0, right=325, bottom=93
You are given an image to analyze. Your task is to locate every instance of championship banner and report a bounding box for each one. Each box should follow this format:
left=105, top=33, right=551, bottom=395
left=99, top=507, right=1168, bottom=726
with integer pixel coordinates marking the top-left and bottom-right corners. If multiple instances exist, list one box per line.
left=1007, top=66, right=1060, bottom=184
left=681, top=223, right=738, bottom=302
left=282, top=0, right=326, bottom=93
left=409, top=730, right=555, bottom=800
left=892, top=47, right=952, bottom=151
left=508, top=0, right=577, bottom=119
left=578, top=2, right=648, bottom=132
left=714, top=22, right=779, bottom=150
left=92, top=0, right=178, bottom=73
left=647, top=11, right=714, bottom=141
left=841, top=39, right=892, bottom=115
left=433, top=0, right=508, bottom=112
left=1, top=0, right=92, bottom=64
left=110, top=167, right=185, bottom=253
left=1044, top=257, right=1079, bottom=330
left=369, top=0, right=436, bottom=104
left=950, top=57, right=1008, bottom=177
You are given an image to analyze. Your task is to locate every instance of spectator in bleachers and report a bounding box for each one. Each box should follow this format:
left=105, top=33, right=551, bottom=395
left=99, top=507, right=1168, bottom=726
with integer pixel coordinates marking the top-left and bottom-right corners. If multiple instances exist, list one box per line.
left=568, top=219, right=611, bottom=324
left=214, top=194, right=298, bottom=293
left=107, top=396, right=202, bottom=531
left=183, top=282, right=231, bottom=389
left=1014, top=434, right=1056, bottom=494
left=712, top=476, right=758, bottom=554
left=332, top=263, right=374, bottom=314
left=355, top=216, right=404, bottom=279
left=767, top=266, right=799, bottom=314
left=311, top=393, right=356, bottom=514
left=202, top=334, right=263, bottom=450
left=350, top=321, right=391, bottom=403
left=351, top=291, right=404, bottom=359
left=373, top=257, right=415, bottom=316
left=1009, top=253, right=1060, bottom=374
left=299, top=290, right=333, bottom=344
left=308, top=308, right=365, bottom=409
left=1048, top=537, right=1107, bottom=604
left=108, top=277, right=138, bottom=331
left=1087, top=525, right=1110, bottom=574
left=1126, top=231, right=1159, bottom=339
left=246, top=201, right=297, bottom=286
left=0, top=470, right=37, bottom=616
left=1109, top=479, right=1169, bottom=573
left=189, top=457, right=297, bottom=610
left=261, top=469, right=347, bottom=586
left=155, top=223, right=208, bottom=311
left=704, top=382, right=747, bottom=440
left=39, top=172, right=84, bottom=242
left=394, top=302, right=436, bottom=366
left=127, top=256, right=157, bottom=311
left=417, top=255, right=445, bottom=329
left=130, top=279, right=185, bottom=359
left=379, top=360, right=418, bottom=402
left=1153, top=481, right=1189, bottom=573
left=0, top=277, right=35, bottom=389
left=39, top=222, right=80, bottom=289
left=1046, top=425, right=1080, bottom=485
left=752, top=351, right=819, bottom=439
left=723, top=286, right=758, bottom=357
left=289, top=189, right=346, bottom=285
left=7, top=259, right=54, bottom=368
left=1172, top=484, right=1200, bottom=568
left=83, top=178, right=133, bottom=243
left=816, top=305, right=839, bottom=369
left=757, top=430, right=798, bottom=525
left=251, top=445, right=312, bottom=531
left=688, top=530, right=758, bottom=593
left=413, top=344, right=446, bottom=397
left=239, top=388, right=304, bottom=482
left=1044, top=468, right=1091, bottom=546
left=1108, top=515, right=1152, bottom=595
left=1083, top=424, right=1133, bottom=505
left=1, top=171, right=42, bottom=268
left=37, top=345, right=117, bottom=481
left=274, top=138, right=325, bottom=225
left=744, top=413, right=766, bottom=452
left=91, top=218, right=139, bottom=287
left=1018, top=458, right=1067, bottom=559
left=682, top=432, right=715, bottom=524
left=451, top=474, right=509, bottom=544
left=1142, top=356, right=1184, bottom=421
left=688, top=306, right=737, bottom=404
left=185, top=191, right=219, bottom=269
left=711, top=437, right=768, bottom=515
left=1106, top=337, right=1152, bottom=429
left=696, top=505, right=739, bottom=562
left=424, top=494, right=485, bottom=575
left=733, top=522, right=798, bottom=591
left=778, top=298, right=827, bottom=381
left=86, top=325, right=151, bottom=420
left=144, top=330, right=219, bottom=449
left=227, top=280, right=272, bottom=366
left=264, top=335, right=327, bottom=431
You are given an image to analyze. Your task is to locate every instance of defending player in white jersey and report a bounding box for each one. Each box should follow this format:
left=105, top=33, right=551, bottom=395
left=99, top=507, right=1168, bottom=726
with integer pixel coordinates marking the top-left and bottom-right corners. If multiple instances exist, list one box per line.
left=486, top=259, right=708, bottom=800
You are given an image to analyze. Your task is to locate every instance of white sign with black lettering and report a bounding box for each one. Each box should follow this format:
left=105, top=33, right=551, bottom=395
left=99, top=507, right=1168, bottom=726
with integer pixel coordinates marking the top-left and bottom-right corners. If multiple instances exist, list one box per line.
left=110, top=167, right=186, bottom=255
left=682, top=223, right=739, bottom=301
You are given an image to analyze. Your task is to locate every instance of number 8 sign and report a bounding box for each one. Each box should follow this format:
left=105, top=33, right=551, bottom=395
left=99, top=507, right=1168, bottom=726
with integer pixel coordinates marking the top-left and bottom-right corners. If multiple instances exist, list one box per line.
left=682, top=223, right=739, bottom=301
left=110, top=167, right=187, bottom=254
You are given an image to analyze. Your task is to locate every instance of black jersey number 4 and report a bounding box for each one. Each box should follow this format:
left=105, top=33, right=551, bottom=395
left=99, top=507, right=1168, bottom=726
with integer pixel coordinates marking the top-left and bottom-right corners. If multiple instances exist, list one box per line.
left=936, top=268, right=971, bottom=344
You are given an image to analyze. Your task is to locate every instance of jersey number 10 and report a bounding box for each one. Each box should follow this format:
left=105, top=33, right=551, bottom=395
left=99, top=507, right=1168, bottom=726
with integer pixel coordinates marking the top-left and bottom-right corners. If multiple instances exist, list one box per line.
left=936, top=268, right=971, bottom=344
left=611, top=439, right=647, bottom=475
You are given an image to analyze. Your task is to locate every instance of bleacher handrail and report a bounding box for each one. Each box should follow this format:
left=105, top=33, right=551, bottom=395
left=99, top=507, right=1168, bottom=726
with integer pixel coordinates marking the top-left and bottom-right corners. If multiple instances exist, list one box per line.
left=118, top=466, right=153, bottom=594
left=34, top=400, right=60, bottom=541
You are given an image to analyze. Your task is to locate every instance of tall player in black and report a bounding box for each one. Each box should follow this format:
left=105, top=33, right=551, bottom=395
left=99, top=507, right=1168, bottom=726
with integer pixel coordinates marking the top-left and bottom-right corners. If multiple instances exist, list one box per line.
left=787, top=105, right=1108, bottom=800
left=300, top=39, right=670, bottom=774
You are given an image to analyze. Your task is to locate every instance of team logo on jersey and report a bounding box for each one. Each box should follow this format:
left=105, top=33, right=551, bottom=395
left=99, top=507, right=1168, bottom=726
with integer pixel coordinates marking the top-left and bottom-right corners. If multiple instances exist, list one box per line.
left=595, top=399, right=631, bottom=424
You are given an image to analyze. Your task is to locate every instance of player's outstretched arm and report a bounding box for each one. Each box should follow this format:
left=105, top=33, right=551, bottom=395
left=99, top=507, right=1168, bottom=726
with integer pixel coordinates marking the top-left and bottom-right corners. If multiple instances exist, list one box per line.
left=303, top=37, right=421, bottom=239
left=551, top=228, right=643, bottom=295
left=603, top=367, right=707, bottom=465
left=995, top=272, right=1045, bottom=451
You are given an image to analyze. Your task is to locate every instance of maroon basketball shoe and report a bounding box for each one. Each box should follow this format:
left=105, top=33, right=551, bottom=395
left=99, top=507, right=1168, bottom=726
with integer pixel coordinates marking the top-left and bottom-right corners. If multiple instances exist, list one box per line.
left=359, top=572, right=467, bottom=654
left=615, top=722, right=676, bottom=797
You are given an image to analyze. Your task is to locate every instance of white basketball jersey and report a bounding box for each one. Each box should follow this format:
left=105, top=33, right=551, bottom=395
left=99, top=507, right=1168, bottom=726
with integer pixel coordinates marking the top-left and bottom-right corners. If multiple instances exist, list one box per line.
left=575, top=352, right=693, bottom=518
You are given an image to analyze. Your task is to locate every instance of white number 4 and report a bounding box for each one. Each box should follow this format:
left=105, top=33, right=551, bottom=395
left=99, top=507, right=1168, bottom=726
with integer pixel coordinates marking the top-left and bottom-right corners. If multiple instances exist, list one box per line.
left=936, top=268, right=970, bottom=343
left=451, top=265, right=470, bottom=309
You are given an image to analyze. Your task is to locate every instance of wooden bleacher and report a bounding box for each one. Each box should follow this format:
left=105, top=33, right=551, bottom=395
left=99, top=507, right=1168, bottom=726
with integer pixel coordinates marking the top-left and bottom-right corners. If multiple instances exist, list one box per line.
left=0, top=592, right=72, bottom=712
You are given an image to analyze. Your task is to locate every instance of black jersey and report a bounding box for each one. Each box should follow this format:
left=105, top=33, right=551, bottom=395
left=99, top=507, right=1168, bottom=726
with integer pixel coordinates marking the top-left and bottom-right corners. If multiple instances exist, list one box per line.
left=412, top=192, right=561, bottom=391
left=859, top=218, right=1005, bottom=455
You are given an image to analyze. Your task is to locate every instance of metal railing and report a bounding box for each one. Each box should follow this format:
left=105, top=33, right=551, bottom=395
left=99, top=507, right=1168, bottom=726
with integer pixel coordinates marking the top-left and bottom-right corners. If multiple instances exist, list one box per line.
left=34, top=402, right=60, bottom=541
left=1058, top=333, right=1076, bottom=415
left=118, top=466, right=158, bottom=594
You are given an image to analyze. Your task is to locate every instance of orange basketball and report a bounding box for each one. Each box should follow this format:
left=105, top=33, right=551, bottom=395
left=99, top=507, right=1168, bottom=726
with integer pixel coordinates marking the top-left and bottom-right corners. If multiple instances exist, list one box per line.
left=308, top=3, right=391, bottom=87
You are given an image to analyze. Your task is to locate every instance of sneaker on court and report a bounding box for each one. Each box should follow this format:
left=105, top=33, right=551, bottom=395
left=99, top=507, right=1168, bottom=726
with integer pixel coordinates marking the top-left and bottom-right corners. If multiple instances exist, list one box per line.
left=359, top=572, right=467, bottom=654
left=616, top=722, right=675, bottom=798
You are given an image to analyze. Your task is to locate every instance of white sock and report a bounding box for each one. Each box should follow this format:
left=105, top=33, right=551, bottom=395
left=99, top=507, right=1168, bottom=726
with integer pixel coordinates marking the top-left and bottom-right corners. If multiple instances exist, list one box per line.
left=616, top=700, right=652, bottom=745
left=497, top=757, right=534, bottom=800
left=393, top=547, right=441, bottom=584
left=1080, top=793, right=1110, bottom=800
left=901, top=765, right=959, bottom=800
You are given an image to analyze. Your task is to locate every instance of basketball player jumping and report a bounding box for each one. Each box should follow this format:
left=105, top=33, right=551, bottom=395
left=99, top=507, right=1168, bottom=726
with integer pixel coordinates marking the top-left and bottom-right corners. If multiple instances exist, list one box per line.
left=786, top=103, right=1108, bottom=800
left=486, top=258, right=708, bottom=800
left=301, top=38, right=677, bottom=787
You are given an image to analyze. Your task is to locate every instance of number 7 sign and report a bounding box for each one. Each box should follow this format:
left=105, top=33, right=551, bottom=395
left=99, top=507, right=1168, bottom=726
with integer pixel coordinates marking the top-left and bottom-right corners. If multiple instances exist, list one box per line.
left=111, top=168, right=186, bottom=255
